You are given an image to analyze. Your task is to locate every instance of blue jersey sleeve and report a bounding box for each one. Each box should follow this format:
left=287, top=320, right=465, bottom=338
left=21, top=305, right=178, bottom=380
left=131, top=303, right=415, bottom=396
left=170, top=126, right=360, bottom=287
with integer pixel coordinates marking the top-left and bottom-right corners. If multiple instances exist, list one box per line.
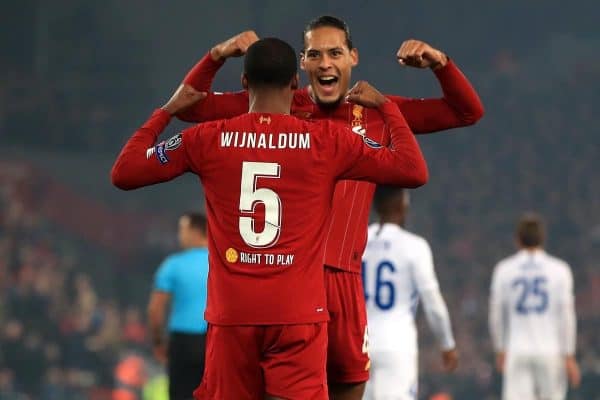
left=154, top=257, right=175, bottom=292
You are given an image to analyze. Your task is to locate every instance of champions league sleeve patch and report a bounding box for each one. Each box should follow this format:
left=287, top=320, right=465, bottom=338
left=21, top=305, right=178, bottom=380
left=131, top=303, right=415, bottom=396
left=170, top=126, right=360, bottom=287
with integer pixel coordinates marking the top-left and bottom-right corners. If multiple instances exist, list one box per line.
left=146, top=133, right=183, bottom=165
left=165, top=133, right=182, bottom=151
left=363, top=136, right=383, bottom=149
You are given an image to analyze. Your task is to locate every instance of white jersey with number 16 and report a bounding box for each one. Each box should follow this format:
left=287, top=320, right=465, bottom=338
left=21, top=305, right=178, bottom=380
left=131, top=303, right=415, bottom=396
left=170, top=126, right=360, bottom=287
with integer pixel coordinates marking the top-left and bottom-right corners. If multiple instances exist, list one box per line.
left=362, top=223, right=450, bottom=353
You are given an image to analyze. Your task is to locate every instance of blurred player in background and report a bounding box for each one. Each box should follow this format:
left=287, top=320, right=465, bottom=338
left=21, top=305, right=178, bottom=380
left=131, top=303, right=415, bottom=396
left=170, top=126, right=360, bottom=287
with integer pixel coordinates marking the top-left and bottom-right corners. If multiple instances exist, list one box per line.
left=147, top=212, right=209, bottom=400
left=112, top=37, right=429, bottom=399
left=362, top=186, right=457, bottom=400
left=489, top=213, right=581, bottom=400
left=174, top=15, right=483, bottom=400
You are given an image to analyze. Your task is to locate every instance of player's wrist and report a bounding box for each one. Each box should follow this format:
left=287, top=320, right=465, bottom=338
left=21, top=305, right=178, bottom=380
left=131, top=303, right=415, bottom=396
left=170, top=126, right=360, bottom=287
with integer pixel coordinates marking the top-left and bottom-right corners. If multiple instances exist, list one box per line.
left=430, top=53, right=449, bottom=70
left=210, top=46, right=225, bottom=62
left=160, top=105, right=177, bottom=116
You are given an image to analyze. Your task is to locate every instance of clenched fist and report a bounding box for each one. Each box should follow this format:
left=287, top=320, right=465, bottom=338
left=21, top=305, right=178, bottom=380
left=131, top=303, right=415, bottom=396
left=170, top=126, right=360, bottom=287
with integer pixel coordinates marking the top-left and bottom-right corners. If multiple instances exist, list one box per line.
left=210, top=30, right=259, bottom=62
left=396, top=39, right=448, bottom=70
left=345, top=81, right=388, bottom=108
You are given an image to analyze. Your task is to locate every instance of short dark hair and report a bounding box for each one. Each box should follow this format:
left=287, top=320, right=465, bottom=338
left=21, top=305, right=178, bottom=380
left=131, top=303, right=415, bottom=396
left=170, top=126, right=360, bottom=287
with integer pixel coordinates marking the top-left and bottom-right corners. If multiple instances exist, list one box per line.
left=303, top=15, right=353, bottom=50
left=374, top=186, right=409, bottom=214
left=516, top=213, right=545, bottom=247
left=244, top=38, right=297, bottom=88
left=182, top=212, right=207, bottom=234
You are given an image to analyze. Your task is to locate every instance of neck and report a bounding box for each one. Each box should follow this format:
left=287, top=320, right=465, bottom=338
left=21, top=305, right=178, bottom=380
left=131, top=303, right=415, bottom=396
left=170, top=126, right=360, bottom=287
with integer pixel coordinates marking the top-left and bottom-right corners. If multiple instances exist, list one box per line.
left=248, top=87, right=292, bottom=114
left=307, top=85, right=344, bottom=110
left=185, top=238, right=207, bottom=249
left=521, top=246, right=543, bottom=252
left=380, top=215, right=404, bottom=227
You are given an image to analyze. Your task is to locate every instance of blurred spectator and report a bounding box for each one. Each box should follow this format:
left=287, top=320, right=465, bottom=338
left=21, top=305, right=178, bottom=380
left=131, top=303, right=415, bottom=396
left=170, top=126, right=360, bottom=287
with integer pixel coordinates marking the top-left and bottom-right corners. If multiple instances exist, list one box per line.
left=123, top=307, right=147, bottom=345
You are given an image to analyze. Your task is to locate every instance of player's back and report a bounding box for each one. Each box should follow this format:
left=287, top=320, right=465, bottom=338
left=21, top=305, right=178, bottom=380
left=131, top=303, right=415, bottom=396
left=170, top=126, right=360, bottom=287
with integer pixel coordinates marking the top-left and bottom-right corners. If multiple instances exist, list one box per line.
left=190, top=112, right=351, bottom=325
left=491, top=249, right=572, bottom=355
left=362, top=223, right=431, bottom=351
left=112, top=100, right=428, bottom=327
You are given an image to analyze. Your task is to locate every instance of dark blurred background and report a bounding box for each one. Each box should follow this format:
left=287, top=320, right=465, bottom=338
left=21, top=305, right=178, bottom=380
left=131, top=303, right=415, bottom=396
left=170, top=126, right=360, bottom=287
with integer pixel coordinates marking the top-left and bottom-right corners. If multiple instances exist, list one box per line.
left=1, top=1, right=598, bottom=399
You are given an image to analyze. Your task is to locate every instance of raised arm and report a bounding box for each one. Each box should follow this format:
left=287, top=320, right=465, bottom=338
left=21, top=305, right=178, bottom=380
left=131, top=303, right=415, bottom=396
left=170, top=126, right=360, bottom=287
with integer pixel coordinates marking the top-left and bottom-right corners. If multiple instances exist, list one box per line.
left=176, top=31, right=258, bottom=122
left=334, top=81, right=428, bottom=187
left=388, top=39, right=484, bottom=133
left=111, top=87, right=206, bottom=190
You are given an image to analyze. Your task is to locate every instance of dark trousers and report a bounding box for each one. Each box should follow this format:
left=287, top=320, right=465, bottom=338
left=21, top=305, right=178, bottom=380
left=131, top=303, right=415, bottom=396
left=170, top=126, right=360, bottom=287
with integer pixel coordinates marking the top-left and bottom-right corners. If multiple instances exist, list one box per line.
left=168, top=332, right=207, bottom=400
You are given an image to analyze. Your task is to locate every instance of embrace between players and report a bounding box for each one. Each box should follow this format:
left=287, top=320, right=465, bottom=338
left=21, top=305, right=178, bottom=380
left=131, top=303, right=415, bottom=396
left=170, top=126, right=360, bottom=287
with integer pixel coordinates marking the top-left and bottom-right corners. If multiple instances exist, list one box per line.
left=112, top=16, right=483, bottom=400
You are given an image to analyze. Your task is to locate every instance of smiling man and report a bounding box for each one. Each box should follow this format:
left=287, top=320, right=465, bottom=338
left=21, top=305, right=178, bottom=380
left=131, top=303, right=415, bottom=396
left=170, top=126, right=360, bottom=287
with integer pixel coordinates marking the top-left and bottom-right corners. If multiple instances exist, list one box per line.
left=301, top=20, right=357, bottom=108
left=174, top=15, right=483, bottom=400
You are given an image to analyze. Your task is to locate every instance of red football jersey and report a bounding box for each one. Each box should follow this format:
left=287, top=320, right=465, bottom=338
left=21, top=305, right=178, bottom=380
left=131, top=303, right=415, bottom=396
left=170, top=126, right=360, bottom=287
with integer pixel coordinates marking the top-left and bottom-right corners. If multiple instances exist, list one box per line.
left=112, top=103, right=427, bottom=325
left=178, top=53, right=483, bottom=273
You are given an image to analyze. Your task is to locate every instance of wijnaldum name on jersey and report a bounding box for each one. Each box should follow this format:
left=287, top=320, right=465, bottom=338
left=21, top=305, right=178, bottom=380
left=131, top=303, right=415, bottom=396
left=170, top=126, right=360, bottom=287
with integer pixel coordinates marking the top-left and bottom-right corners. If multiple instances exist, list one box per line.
left=220, top=132, right=311, bottom=149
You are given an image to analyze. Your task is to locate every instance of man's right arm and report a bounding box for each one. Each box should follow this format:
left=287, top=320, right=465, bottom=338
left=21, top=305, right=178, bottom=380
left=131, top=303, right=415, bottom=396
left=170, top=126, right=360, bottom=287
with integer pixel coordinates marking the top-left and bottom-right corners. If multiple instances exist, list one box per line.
left=389, top=39, right=484, bottom=133
left=176, top=31, right=258, bottom=122
left=334, top=83, right=428, bottom=187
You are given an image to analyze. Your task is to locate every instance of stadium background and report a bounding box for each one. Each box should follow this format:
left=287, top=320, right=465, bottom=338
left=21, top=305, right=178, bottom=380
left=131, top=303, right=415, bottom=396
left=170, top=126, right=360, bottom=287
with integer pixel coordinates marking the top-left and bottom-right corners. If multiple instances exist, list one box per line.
left=1, top=1, right=598, bottom=399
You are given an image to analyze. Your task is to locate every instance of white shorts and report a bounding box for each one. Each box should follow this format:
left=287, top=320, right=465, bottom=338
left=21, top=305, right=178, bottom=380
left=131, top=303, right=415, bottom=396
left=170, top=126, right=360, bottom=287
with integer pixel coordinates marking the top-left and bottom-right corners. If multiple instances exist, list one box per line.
left=364, top=350, right=418, bottom=400
left=503, top=354, right=566, bottom=400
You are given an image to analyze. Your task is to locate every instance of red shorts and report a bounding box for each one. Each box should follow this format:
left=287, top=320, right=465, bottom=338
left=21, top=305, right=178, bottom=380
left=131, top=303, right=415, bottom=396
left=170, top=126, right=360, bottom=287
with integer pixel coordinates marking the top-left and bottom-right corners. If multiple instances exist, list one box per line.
left=193, top=323, right=328, bottom=400
left=325, top=266, right=370, bottom=383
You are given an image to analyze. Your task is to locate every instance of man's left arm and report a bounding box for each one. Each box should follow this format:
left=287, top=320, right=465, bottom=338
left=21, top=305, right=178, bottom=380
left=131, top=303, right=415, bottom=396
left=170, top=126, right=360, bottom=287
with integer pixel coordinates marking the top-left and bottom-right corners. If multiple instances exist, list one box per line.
left=389, top=39, right=484, bottom=133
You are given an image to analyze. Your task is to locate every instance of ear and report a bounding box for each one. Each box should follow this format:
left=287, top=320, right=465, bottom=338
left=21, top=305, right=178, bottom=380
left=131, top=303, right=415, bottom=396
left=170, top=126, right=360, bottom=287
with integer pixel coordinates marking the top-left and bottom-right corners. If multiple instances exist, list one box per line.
left=291, top=73, right=299, bottom=90
left=241, top=73, right=248, bottom=90
left=350, top=48, right=359, bottom=67
left=299, top=51, right=306, bottom=71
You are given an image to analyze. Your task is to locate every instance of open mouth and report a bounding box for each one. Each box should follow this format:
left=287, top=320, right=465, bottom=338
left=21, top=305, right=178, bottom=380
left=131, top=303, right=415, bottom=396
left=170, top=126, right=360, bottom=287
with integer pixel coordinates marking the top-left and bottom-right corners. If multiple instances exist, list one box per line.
left=316, top=76, right=339, bottom=97
left=317, top=76, right=339, bottom=87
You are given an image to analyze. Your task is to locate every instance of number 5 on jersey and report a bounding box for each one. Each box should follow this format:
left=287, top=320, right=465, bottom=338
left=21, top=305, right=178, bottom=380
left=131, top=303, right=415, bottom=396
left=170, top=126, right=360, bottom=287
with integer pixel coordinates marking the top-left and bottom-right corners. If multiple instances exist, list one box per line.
left=239, top=161, right=282, bottom=248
